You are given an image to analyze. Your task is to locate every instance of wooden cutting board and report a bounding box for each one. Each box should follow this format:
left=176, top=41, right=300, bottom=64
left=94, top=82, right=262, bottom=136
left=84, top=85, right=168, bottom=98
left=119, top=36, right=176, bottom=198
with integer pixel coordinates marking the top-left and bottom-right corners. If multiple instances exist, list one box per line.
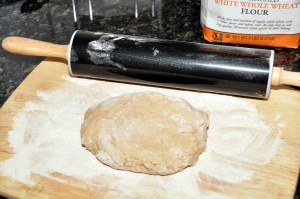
left=0, top=58, right=300, bottom=199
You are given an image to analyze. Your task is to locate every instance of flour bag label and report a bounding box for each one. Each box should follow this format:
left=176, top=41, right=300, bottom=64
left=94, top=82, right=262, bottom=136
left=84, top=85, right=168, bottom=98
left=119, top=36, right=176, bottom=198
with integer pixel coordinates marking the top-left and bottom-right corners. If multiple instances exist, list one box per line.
left=201, top=0, right=300, bottom=48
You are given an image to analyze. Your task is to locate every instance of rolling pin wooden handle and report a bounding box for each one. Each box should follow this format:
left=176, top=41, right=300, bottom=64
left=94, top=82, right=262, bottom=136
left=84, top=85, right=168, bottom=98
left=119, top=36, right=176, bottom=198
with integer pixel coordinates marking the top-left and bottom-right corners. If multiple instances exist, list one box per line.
left=2, top=36, right=69, bottom=60
left=272, top=67, right=300, bottom=87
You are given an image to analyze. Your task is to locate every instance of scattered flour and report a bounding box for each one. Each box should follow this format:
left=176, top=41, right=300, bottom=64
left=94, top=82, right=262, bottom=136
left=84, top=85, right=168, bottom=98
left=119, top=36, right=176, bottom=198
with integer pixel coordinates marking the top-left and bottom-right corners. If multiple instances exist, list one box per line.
left=152, top=48, right=160, bottom=56
left=0, top=76, right=283, bottom=198
left=86, top=37, right=126, bottom=70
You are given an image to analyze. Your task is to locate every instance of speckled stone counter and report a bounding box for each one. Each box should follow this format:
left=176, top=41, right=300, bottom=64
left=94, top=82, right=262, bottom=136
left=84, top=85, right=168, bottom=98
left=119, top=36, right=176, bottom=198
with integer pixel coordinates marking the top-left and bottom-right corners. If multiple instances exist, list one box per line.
left=0, top=0, right=299, bottom=197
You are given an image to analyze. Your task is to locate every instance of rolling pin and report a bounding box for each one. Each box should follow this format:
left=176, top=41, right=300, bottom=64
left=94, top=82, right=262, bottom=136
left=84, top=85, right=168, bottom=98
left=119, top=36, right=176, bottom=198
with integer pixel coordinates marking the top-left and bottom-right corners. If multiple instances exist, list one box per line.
left=2, top=30, right=300, bottom=98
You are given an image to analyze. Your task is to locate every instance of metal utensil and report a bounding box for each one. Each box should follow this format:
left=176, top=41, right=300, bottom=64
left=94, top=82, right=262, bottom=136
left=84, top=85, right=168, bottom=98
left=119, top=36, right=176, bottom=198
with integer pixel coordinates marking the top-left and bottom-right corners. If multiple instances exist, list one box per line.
left=72, top=0, right=156, bottom=22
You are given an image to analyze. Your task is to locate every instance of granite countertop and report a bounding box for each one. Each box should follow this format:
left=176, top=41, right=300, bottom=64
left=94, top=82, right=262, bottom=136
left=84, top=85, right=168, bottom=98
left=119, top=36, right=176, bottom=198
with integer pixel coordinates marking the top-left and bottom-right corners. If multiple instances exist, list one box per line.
left=0, top=0, right=299, bottom=198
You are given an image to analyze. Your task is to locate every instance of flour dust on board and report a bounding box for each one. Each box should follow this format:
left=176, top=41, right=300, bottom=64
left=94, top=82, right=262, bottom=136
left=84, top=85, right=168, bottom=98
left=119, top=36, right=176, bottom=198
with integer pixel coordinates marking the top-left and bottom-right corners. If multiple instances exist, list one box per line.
left=0, top=76, right=282, bottom=199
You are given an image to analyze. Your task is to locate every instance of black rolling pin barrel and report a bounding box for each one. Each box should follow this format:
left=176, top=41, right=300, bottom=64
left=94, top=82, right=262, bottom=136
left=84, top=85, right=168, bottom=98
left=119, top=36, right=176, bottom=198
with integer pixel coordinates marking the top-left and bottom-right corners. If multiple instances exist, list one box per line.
left=70, top=31, right=273, bottom=98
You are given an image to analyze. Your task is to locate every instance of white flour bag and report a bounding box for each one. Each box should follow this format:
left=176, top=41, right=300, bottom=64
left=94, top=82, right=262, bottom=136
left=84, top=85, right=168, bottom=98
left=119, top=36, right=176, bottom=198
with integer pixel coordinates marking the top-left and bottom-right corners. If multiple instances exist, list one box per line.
left=201, top=0, right=300, bottom=48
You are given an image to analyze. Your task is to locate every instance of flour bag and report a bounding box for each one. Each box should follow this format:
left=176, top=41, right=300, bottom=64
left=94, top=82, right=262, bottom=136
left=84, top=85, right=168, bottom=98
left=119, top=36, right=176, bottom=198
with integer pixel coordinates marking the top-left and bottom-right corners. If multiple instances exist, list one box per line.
left=201, top=0, right=300, bottom=48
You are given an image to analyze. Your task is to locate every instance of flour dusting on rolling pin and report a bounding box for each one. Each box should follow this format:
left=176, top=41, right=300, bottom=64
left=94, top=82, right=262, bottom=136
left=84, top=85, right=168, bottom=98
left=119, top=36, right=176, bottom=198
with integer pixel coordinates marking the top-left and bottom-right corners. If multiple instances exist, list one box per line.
left=0, top=77, right=282, bottom=198
left=68, top=31, right=274, bottom=98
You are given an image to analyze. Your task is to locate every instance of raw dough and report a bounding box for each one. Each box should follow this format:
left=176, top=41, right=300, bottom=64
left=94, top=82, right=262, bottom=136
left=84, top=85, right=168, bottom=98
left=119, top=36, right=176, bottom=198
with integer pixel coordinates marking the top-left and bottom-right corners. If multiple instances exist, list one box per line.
left=81, top=92, right=209, bottom=175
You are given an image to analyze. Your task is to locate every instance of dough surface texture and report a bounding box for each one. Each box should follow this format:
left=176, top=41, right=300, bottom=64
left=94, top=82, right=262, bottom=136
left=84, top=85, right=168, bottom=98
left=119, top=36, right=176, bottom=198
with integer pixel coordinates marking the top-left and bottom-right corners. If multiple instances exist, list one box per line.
left=81, top=92, right=209, bottom=175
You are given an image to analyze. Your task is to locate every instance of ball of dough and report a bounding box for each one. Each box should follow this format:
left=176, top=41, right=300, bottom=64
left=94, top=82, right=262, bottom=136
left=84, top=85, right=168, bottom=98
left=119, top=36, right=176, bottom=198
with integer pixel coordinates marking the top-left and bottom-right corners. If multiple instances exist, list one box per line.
left=81, top=92, right=209, bottom=175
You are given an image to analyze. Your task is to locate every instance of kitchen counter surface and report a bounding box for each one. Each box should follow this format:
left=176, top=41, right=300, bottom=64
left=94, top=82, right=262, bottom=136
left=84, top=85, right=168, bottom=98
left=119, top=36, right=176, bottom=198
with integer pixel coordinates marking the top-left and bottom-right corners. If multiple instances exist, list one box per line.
left=0, top=0, right=299, bottom=198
